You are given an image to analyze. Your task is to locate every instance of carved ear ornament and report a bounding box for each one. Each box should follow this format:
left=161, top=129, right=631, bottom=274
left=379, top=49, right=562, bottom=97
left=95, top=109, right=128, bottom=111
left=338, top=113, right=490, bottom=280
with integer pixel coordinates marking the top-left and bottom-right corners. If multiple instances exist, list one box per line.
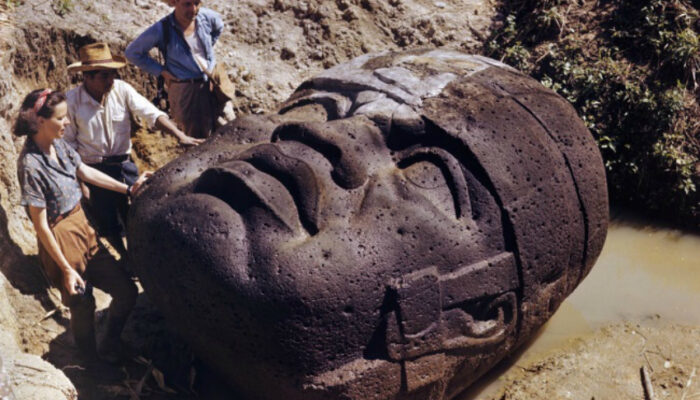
left=385, top=252, right=518, bottom=361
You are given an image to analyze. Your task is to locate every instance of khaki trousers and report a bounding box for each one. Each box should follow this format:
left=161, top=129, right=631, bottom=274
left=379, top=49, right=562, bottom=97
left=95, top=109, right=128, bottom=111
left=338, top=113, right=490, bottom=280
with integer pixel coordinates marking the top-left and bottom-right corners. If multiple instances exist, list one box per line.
left=38, top=207, right=137, bottom=352
left=168, top=80, right=218, bottom=139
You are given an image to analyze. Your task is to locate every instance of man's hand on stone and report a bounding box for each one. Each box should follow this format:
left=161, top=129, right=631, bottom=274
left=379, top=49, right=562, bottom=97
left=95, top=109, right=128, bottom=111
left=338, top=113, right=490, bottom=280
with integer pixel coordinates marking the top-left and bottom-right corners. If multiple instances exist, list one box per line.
left=179, top=136, right=205, bottom=147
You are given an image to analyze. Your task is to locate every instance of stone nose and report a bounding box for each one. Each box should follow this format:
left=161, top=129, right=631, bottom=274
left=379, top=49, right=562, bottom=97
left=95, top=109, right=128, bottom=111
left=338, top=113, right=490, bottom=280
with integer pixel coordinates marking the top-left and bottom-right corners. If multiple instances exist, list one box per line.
left=271, top=117, right=389, bottom=190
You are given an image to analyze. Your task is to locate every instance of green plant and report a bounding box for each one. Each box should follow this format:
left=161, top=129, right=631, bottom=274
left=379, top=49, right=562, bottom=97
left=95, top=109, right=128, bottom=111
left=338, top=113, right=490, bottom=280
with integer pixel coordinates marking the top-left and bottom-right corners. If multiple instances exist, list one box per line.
left=485, top=0, right=700, bottom=226
left=4, top=0, right=22, bottom=8
left=55, top=0, right=72, bottom=16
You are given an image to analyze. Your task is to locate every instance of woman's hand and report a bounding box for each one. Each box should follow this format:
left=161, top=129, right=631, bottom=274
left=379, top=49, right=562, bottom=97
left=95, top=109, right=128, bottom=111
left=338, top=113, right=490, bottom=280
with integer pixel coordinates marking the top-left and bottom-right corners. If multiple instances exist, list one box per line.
left=78, top=164, right=153, bottom=198
left=130, top=171, right=153, bottom=196
left=63, top=267, right=85, bottom=296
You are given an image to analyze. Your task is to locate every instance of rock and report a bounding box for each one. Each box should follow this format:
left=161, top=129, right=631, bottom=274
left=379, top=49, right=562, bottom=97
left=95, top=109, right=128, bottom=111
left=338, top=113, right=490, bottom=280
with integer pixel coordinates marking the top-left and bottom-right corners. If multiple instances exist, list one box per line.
left=0, top=355, right=12, bottom=400
left=280, top=47, right=296, bottom=60
left=128, top=49, right=609, bottom=400
left=0, top=329, right=76, bottom=400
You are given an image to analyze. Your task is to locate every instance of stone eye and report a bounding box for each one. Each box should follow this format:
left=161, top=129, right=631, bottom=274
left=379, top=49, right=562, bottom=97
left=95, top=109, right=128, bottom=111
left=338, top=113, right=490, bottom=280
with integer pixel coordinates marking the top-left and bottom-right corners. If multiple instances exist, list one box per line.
left=401, top=159, right=458, bottom=218
left=398, top=148, right=472, bottom=220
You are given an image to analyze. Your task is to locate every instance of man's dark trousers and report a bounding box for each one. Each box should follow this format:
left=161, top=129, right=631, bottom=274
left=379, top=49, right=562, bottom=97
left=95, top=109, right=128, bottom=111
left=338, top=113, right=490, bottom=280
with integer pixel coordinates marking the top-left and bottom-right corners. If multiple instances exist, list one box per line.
left=85, top=156, right=138, bottom=238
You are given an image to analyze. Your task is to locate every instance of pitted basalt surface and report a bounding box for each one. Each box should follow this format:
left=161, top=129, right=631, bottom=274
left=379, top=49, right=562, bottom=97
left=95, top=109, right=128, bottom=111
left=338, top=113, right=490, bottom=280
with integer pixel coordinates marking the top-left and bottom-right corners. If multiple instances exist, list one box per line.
left=128, top=49, right=609, bottom=400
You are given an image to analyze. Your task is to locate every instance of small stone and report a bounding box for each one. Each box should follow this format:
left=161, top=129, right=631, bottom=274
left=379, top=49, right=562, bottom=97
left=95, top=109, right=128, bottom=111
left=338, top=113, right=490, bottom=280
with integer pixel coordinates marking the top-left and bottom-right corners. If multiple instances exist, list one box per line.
left=280, top=47, right=295, bottom=60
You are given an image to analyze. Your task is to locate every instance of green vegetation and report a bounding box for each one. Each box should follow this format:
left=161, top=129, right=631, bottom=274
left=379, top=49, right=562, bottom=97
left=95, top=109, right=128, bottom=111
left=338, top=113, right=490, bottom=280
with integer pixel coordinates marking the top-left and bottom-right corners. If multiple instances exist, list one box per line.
left=3, top=0, right=23, bottom=9
left=485, top=0, right=699, bottom=227
left=54, top=0, right=73, bottom=16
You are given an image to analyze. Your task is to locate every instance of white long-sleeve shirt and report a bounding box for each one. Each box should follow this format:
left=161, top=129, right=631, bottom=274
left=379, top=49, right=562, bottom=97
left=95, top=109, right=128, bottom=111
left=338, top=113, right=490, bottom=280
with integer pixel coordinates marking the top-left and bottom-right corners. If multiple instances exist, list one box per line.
left=64, top=79, right=165, bottom=164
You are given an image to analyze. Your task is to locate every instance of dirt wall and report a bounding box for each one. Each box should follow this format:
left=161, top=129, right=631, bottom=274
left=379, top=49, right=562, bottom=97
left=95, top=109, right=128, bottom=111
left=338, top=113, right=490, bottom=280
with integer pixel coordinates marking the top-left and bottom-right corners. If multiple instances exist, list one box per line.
left=1, top=0, right=496, bottom=257
left=0, top=0, right=496, bottom=397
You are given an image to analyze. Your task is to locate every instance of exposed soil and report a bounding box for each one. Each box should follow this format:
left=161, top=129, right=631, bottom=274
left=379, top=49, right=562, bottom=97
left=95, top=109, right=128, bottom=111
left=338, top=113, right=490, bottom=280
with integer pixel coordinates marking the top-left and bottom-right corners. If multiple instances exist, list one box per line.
left=0, top=0, right=698, bottom=399
left=130, top=127, right=184, bottom=172
left=482, top=321, right=700, bottom=400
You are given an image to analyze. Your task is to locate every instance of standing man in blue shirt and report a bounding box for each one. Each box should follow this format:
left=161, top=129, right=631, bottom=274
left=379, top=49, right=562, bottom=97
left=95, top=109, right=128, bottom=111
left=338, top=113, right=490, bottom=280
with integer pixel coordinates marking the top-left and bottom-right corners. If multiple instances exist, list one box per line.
left=126, top=0, right=234, bottom=139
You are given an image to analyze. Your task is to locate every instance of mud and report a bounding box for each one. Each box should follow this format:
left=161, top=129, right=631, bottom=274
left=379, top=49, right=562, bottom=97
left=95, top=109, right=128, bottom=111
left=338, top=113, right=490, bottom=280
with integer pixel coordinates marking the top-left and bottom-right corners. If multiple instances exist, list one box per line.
left=464, top=219, right=700, bottom=400
left=484, top=321, right=700, bottom=400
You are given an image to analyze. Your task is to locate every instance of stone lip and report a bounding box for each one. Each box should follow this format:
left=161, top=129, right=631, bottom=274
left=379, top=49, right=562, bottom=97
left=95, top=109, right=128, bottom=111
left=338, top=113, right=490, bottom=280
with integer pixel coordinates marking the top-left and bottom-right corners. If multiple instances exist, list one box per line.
left=128, top=49, right=608, bottom=400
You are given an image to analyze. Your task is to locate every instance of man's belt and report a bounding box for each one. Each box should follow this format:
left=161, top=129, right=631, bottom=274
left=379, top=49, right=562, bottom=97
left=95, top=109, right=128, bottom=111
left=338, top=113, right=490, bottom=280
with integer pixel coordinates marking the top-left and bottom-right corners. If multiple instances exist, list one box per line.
left=170, top=77, right=205, bottom=84
left=93, top=154, right=130, bottom=164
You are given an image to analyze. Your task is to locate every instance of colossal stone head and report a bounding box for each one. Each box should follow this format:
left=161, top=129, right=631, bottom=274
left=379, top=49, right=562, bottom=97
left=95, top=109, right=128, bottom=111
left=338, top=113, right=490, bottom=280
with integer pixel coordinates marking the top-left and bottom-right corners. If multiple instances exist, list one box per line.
left=128, top=50, right=608, bottom=399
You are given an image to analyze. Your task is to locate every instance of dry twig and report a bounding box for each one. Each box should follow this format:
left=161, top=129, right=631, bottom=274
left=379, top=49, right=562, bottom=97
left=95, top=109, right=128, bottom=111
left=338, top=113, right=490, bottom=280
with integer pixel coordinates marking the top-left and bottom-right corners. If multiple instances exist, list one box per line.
left=32, top=309, right=58, bottom=326
left=681, top=368, right=697, bottom=400
left=61, top=365, right=86, bottom=371
left=643, top=352, right=653, bottom=372
left=641, top=365, right=656, bottom=400
left=132, top=363, right=154, bottom=399
left=14, top=363, right=46, bottom=373
left=152, top=367, right=177, bottom=394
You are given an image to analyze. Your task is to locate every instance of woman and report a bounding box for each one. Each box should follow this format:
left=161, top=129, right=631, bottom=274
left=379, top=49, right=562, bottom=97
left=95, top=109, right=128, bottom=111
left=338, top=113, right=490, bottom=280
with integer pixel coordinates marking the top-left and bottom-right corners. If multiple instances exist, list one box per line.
left=14, top=88, right=148, bottom=362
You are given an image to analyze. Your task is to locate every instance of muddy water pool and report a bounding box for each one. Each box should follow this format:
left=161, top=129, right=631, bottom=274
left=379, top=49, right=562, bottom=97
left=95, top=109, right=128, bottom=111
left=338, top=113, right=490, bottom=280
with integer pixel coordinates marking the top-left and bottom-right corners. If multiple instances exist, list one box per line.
left=461, top=217, right=700, bottom=399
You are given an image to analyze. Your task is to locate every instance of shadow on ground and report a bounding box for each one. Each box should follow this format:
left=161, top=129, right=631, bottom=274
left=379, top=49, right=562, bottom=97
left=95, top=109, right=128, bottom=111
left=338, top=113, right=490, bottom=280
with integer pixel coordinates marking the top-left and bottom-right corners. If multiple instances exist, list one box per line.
left=45, top=292, right=235, bottom=399
left=2, top=193, right=236, bottom=399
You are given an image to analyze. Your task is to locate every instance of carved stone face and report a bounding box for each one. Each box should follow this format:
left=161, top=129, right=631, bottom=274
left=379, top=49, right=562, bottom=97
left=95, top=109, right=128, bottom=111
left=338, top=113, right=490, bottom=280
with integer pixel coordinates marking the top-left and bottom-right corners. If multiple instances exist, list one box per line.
left=128, top=50, right=608, bottom=399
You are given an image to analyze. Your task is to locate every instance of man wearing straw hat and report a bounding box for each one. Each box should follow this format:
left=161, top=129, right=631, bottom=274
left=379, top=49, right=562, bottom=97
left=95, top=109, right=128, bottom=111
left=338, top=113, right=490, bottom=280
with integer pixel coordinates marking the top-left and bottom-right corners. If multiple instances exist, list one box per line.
left=125, top=0, right=235, bottom=139
left=65, top=42, right=203, bottom=252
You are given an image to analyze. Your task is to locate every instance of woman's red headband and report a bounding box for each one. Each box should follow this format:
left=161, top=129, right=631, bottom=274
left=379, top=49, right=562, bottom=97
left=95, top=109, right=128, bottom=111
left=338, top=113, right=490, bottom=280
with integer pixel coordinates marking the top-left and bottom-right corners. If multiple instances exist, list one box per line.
left=33, top=89, right=52, bottom=113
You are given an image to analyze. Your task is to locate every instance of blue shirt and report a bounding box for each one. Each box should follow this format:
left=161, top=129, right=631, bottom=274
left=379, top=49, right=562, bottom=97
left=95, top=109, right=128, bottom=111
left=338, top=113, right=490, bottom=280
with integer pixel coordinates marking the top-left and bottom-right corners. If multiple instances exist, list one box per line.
left=18, top=138, right=83, bottom=225
left=125, top=8, right=224, bottom=80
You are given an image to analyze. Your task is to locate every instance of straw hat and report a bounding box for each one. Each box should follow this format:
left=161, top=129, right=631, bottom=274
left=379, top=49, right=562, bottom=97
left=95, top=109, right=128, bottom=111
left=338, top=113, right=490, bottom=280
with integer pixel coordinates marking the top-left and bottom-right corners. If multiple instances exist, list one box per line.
left=67, top=42, right=127, bottom=73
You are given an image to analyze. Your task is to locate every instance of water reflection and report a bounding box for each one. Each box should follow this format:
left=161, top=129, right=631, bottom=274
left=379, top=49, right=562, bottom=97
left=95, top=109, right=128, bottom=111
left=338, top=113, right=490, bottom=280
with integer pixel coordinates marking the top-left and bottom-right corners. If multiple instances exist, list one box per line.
left=460, top=217, right=700, bottom=399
